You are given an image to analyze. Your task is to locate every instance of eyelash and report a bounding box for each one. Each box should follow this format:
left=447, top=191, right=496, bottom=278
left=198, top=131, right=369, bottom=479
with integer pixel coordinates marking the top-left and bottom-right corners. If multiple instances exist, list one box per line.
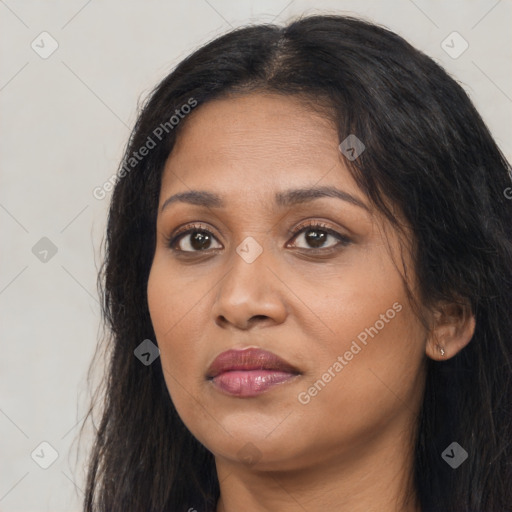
left=165, top=221, right=352, bottom=255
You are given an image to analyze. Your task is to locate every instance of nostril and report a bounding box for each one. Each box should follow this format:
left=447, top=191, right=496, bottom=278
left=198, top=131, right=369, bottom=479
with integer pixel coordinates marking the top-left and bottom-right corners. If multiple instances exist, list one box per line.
left=217, top=315, right=229, bottom=325
left=251, top=315, right=269, bottom=322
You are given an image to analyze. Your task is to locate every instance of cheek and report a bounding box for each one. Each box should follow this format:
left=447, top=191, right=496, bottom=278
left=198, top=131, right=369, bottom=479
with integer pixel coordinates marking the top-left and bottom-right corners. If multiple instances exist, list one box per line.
left=288, top=244, right=410, bottom=355
left=147, top=258, right=207, bottom=339
left=147, top=260, right=224, bottom=434
left=298, top=296, right=426, bottom=430
left=147, top=260, right=211, bottom=397
left=147, top=266, right=222, bottom=448
left=293, top=252, right=426, bottom=425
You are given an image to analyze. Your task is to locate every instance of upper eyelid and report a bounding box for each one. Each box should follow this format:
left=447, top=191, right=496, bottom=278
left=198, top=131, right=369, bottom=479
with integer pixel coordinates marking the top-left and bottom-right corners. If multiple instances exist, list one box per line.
left=167, top=223, right=221, bottom=248
left=172, top=221, right=341, bottom=239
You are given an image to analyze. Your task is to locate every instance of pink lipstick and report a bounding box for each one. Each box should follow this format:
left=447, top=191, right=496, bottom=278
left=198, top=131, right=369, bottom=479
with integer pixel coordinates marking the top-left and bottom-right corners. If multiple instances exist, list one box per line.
left=207, top=348, right=301, bottom=397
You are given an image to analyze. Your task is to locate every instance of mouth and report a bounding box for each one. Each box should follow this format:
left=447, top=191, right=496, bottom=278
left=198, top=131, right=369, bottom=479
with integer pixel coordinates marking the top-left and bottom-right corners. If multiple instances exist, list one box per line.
left=206, top=347, right=301, bottom=398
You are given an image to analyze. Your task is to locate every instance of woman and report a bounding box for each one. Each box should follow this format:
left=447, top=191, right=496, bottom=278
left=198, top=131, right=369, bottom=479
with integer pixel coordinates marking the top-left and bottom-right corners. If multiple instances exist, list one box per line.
left=81, top=14, right=512, bottom=512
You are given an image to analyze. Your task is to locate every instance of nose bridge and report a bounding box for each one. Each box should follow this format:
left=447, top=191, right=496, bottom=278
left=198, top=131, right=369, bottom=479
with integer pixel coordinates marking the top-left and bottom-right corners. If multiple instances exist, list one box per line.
left=220, top=235, right=269, bottom=305
left=212, top=235, right=286, bottom=327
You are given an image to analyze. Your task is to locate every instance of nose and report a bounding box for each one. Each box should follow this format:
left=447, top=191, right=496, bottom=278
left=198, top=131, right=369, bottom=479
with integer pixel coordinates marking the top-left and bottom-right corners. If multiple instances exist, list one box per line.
left=211, top=245, right=288, bottom=330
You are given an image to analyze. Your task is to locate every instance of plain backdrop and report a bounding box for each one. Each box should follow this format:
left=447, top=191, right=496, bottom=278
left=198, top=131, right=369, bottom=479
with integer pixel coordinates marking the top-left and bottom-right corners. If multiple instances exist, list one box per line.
left=1, top=1, right=511, bottom=510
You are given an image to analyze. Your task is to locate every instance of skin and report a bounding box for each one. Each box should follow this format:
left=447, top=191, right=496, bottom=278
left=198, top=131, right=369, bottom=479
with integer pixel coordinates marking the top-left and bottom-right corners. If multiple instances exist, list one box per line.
left=147, top=92, right=475, bottom=512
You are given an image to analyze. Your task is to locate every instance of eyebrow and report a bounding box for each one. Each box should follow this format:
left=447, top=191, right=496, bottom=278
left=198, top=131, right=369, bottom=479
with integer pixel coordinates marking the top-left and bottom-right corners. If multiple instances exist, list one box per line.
left=160, top=186, right=369, bottom=213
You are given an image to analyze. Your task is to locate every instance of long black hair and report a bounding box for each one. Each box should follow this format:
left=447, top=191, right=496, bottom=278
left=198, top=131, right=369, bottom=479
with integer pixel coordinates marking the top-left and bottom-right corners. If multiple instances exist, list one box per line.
left=81, top=14, right=512, bottom=512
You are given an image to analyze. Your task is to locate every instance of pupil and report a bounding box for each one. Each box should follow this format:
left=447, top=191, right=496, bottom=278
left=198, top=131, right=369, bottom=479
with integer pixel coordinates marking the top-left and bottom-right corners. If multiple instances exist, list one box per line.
left=306, top=229, right=326, bottom=248
left=191, top=231, right=211, bottom=250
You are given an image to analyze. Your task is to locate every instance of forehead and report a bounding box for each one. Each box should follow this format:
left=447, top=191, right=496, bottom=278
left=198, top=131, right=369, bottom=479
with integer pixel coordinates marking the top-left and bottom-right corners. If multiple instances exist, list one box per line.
left=160, top=92, right=362, bottom=202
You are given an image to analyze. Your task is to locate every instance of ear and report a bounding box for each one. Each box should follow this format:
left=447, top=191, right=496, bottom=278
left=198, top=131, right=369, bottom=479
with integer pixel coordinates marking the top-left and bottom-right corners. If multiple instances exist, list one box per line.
left=425, top=300, right=475, bottom=361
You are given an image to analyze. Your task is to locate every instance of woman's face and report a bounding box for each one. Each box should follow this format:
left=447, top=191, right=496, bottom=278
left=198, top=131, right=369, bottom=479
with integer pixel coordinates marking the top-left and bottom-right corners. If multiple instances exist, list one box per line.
left=147, top=92, right=428, bottom=473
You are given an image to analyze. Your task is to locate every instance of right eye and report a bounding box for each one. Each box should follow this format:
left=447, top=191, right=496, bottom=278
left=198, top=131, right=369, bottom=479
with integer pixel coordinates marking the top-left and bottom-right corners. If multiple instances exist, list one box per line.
left=167, top=224, right=223, bottom=252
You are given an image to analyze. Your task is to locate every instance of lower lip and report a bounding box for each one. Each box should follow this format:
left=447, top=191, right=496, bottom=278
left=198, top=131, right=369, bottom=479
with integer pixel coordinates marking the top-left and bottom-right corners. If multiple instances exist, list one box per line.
left=210, top=370, right=298, bottom=397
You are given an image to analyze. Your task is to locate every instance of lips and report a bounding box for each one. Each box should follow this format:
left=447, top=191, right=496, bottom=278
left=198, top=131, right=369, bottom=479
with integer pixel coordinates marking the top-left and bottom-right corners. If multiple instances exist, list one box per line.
left=207, top=348, right=300, bottom=378
left=206, top=348, right=301, bottom=397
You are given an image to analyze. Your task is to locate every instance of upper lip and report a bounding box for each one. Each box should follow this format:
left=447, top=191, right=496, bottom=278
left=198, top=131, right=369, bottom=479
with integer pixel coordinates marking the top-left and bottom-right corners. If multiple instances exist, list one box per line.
left=207, top=348, right=301, bottom=379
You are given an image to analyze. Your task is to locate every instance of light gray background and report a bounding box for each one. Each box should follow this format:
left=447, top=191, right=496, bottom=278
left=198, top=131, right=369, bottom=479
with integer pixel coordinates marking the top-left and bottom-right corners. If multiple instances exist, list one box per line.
left=1, top=1, right=510, bottom=511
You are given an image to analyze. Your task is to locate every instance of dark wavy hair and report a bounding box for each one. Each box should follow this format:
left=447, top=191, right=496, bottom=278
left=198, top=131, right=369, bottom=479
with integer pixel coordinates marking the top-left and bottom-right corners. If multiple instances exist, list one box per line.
left=80, top=14, right=512, bottom=512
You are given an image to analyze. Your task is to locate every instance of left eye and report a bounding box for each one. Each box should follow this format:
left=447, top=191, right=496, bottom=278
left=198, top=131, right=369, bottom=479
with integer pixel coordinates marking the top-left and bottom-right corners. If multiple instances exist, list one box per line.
left=288, top=224, right=349, bottom=250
